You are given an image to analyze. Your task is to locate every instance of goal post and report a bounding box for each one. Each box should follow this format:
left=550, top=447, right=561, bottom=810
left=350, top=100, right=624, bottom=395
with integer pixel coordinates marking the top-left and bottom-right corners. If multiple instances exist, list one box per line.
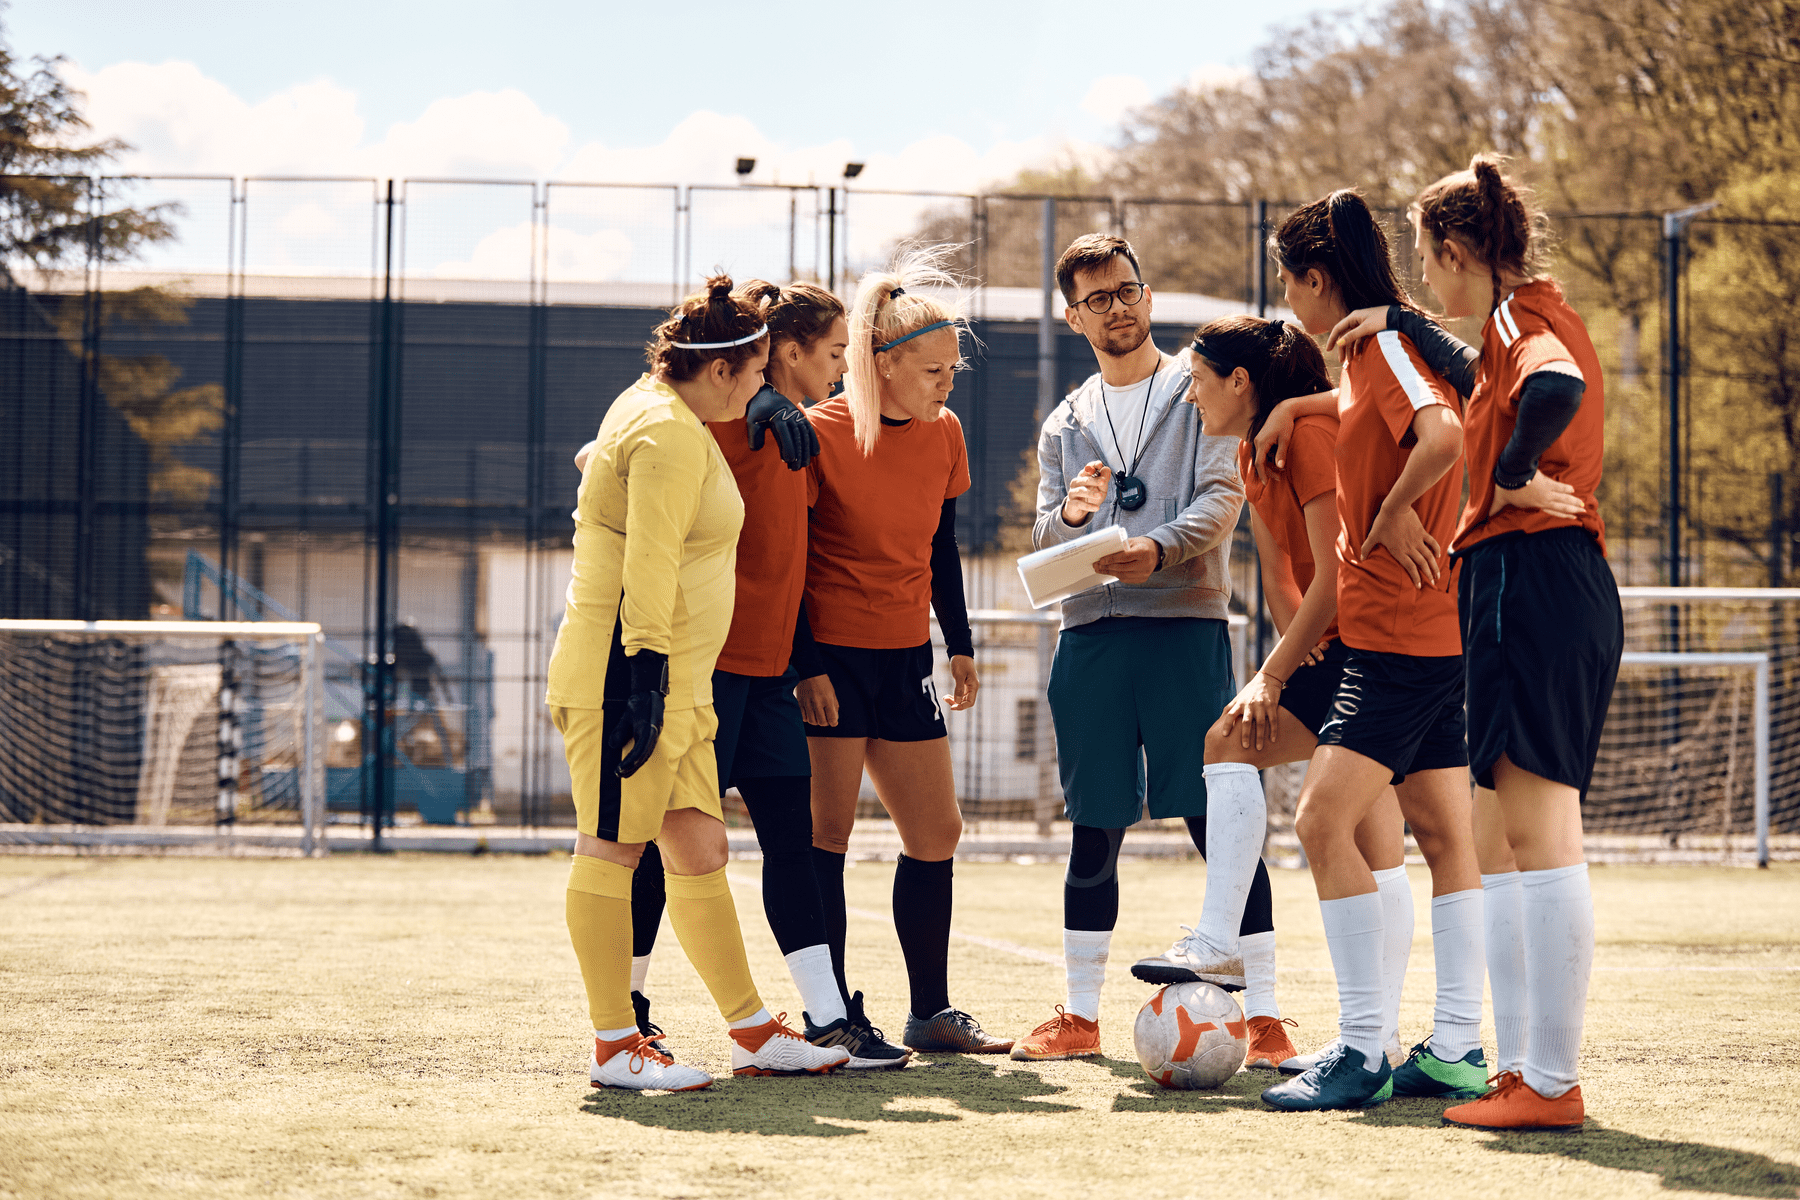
left=0, top=620, right=326, bottom=856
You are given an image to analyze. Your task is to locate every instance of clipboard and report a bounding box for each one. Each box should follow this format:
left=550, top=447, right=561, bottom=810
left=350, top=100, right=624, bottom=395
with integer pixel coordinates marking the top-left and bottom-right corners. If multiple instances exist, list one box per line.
left=1015, top=524, right=1130, bottom=609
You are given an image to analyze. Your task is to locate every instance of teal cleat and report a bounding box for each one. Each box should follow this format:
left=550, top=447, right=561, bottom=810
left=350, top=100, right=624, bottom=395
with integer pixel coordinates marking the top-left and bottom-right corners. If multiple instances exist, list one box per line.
left=1390, top=1039, right=1491, bottom=1100
left=1261, top=1043, right=1392, bottom=1111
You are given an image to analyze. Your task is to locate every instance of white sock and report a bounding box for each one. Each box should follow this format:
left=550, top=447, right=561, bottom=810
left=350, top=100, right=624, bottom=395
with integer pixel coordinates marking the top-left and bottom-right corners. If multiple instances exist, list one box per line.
left=728, top=1006, right=774, bottom=1031
left=1197, top=763, right=1267, bottom=955
left=1319, top=892, right=1385, bottom=1071
left=1063, top=928, right=1111, bottom=1022
left=1521, top=863, right=1593, bottom=1098
left=1429, top=889, right=1485, bottom=1061
left=1372, top=865, right=1413, bottom=1051
left=785, top=944, right=846, bottom=1026
left=1240, top=930, right=1279, bottom=1020
left=630, top=954, right=650, bottom=995
left=1482, top=870, right=1527, bottom=1074
left=595, top=1025, right=637, bottom=1042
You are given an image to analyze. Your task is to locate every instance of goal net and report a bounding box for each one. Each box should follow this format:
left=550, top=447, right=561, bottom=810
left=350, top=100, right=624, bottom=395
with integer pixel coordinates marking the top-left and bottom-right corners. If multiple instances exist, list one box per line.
left=0, top=621, right=325, bottom=855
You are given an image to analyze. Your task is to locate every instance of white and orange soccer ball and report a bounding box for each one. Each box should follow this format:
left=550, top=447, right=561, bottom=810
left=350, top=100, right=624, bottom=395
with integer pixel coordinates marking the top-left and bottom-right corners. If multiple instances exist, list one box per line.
left=1133, top=981, right=1249, bottom=1090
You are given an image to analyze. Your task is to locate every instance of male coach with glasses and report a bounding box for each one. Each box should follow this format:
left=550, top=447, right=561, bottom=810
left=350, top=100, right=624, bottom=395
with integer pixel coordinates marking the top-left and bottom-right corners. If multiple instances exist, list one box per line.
left=1008, top=234, right=1247, bottom=1062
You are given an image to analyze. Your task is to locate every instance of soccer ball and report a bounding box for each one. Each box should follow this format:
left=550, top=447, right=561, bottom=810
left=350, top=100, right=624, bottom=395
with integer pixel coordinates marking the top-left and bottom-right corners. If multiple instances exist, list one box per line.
left=1133, top=982, right=1248, bottom=1090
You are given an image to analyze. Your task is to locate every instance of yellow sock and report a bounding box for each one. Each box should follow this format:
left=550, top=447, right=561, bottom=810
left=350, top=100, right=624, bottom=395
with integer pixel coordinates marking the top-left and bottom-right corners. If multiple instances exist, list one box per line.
left=566, top=854, right=635, bottom=1032
left=664, top=864, right=762, bottom=1023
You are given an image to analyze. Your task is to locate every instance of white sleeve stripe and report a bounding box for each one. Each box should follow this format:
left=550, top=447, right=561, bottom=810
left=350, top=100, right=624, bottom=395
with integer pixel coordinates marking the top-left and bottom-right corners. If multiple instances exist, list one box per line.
left=1375, top=330, right=1438, bottom=411
left=1498, top=298, right=1522, bottom=345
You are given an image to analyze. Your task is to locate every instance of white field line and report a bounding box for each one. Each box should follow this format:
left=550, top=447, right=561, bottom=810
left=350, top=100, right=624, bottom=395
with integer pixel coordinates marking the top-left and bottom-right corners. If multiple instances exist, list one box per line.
left=723, top=874, right=1800, bottom=975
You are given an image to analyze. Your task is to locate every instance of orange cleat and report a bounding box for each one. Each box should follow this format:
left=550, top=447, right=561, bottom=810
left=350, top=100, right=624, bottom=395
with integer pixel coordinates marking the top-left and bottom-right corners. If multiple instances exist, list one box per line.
left=1442, top=1071, right=1584, bottom=1130
left=1243, top=1016, right=1300, bottom=1070
left=1008, top=1005, right=1101, bottom=1061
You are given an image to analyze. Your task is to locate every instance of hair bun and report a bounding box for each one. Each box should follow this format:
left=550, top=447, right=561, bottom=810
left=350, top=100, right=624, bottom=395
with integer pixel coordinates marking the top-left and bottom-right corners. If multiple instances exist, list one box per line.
left=706, top=274, right=736, bottom=304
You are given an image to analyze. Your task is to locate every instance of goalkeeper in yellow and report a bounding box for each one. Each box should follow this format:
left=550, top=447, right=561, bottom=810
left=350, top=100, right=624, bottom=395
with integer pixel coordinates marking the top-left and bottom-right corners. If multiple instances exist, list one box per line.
left=546, top=276, right=850, bottom=1091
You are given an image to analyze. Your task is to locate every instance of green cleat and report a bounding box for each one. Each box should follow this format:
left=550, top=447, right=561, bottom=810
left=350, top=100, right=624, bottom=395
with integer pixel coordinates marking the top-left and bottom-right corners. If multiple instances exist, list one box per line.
left=1390, top=1039, right=1491, bottom=1100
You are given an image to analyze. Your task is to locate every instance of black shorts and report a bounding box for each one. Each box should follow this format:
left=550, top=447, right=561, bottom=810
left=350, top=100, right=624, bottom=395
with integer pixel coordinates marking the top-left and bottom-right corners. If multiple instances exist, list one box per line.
left=1315, top=645, right=1468, bottom=784
left=1458, top=527, right=1623, bottom=794
left=712, top=667, right=812, bottom=793
left=1279, top=637, right=1351, bottom=734
left=802, top=641, right=947, bottom=742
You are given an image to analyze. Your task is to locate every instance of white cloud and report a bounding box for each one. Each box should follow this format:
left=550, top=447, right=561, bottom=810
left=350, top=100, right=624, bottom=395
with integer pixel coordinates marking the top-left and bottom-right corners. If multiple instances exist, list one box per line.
left=1188, top=63, right=1255, bottom=93
left=1081, top=75, right=1153, bottom=124
left=430, top=220, right=634, bottom=281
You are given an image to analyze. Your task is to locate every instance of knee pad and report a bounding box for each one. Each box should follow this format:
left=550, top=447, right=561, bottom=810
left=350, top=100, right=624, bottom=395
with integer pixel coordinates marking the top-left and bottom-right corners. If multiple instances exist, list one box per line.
left=1065, top=825, right=1124, bottom=888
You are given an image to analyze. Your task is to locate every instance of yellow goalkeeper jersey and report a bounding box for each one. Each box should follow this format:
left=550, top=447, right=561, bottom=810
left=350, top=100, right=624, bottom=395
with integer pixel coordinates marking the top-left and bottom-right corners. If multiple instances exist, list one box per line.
left=546, top=374, right=745, bottom=712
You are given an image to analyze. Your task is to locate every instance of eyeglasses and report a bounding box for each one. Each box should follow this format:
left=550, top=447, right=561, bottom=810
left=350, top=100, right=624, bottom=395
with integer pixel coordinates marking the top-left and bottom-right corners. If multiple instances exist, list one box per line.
left=1073, top=281, right=1146, bottom=314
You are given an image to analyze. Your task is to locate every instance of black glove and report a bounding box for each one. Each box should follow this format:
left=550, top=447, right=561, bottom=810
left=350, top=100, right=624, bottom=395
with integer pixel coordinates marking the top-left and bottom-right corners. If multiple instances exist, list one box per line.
left=606, top=650, right=669, bottom=779
left=744, top=384, right=821, bottom=471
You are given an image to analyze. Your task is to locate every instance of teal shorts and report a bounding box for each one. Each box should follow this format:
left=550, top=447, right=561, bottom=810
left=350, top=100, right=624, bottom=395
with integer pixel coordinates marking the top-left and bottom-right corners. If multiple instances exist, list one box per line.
left=1046, top=616, right=1234, bottom=827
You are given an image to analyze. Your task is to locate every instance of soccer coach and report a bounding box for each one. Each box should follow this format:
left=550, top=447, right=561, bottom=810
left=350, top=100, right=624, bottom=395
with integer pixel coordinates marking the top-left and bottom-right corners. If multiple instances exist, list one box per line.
left=1010, top=234, right=1245, bottom=1060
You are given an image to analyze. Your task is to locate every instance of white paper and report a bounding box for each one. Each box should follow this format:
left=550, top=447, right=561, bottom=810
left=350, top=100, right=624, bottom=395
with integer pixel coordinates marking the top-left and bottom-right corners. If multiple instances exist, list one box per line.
left=1015, top=524, right=1131, bottom=609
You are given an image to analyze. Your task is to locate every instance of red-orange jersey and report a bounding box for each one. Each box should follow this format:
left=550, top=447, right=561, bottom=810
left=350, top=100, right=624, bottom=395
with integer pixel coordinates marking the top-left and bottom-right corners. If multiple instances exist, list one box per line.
left=708, top=417, right=808, bottom=677
left=1239, top=414, right=1340, bottom=644
left=804, top=398, right=971, bottom=649
left=1453, top=279, right=1607, bottom=556
left=1334, top=331, right=1464, bottom=657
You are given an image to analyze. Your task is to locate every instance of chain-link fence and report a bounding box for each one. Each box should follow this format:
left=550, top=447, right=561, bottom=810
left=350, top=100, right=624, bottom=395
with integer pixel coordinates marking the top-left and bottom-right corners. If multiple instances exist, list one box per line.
left=3, top=175, right=1797, bottom=839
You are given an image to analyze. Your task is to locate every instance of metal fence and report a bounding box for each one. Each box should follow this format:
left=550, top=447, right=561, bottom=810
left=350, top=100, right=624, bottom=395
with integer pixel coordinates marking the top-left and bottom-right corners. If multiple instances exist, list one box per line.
left=3, top=174, right=1797, bottom=836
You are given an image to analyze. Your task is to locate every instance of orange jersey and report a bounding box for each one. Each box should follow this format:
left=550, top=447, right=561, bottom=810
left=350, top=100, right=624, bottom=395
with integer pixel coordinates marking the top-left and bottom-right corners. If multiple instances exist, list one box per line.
left=708, top=417, right=808, bottom=677
left=1239, top=414, right=1340, bottom=643
left=1453, top=279, right=1607, bottom=556
left=1334, top=331, right=1464, bottom=657
left=804, top=398, right=971, bottom=649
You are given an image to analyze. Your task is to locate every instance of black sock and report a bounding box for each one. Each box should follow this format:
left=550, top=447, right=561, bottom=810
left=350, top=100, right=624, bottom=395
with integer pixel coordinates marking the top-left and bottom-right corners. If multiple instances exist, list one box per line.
left=1064, top=824, right=1123, bottom=931
left=810, top=845, right=851, bottom=1002
left=630, top=840, right=666, bottom=960
left=737, top=776, right=827, bottom=956
left=1183, top=814, right=1274, bottom=937
left=892, top=853, right=953, bottom=1018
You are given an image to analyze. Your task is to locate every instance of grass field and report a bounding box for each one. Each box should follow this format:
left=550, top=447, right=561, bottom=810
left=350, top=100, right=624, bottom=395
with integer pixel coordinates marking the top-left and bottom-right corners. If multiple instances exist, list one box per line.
left=2, top=854, right=1797, bottom=1200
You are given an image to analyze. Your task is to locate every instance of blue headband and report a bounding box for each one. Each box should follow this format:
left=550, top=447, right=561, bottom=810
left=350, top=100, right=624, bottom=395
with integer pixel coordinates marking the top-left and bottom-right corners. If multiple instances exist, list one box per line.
left=874, top=319, right=957, bottom=354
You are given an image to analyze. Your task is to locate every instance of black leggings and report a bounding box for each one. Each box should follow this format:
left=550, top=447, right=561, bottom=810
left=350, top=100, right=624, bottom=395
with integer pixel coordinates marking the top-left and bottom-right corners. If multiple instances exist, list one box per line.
left=629, top=775, right=828, bottom=960
left=1062, top=818, right=1274, bottom=935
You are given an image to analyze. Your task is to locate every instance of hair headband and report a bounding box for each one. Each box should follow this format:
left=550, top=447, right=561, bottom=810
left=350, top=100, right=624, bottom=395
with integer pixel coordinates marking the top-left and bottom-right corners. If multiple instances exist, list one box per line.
left=874, top=319, right=956, bottom=354
left=1189, top=336, right=1241, bottom=374
left=670, top=324, right=769, bottom=350
left=889, top=287, right=906, bottom=299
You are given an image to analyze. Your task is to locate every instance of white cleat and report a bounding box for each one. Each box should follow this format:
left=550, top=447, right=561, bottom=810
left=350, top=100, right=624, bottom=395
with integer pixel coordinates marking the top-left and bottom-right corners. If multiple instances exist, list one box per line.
left=1277, top=1034, right=1405, bottom=1075
left=730, top=1013, right=852, bottom=1077
left=590, top=1034, right=713, bottom=1092
left=1129, top=926, right=1246, bottom=991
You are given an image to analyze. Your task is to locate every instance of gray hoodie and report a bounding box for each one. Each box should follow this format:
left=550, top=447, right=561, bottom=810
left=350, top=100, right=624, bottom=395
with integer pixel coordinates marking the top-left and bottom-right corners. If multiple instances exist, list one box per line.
left=1032, top=352, right=1245, bottom=630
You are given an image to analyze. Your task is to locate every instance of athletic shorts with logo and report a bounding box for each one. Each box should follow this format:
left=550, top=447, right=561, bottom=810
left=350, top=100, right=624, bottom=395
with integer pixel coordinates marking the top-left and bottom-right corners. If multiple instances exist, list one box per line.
left=801, top=641, right=946, bottom=741
left=1048, top=616, right=1234, bottom=827
left=1457, top=526, right=1623, bottom=794
left=551, top=704, right=722, bottom=843
left=1278, top=636, right=1352, bottom=734
left=1315, top=646, right=1469, bottom=785
left=712, top=666, right=812, bottom=792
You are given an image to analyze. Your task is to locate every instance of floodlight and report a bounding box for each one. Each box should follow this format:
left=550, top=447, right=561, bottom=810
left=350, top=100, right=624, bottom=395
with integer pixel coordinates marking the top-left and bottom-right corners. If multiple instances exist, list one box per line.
left=843, top=162, right=864, bottom=179
left=735, top=158, right=756, bottom=176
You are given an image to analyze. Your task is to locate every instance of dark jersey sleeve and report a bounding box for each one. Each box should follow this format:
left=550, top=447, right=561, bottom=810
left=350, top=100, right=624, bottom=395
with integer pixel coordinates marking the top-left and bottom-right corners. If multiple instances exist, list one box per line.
left=790, top=599, right=827, bottom=680
left=929, top=497, right=974, bottom=660
left=1494, top=370, right=1587, bottom=488
left=1388, top=305, right=1479, bottom=399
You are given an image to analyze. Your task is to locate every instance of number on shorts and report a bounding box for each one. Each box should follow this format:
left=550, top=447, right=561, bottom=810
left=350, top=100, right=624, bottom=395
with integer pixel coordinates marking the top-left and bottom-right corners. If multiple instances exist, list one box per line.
left=921, top=675, right=942, bottom=720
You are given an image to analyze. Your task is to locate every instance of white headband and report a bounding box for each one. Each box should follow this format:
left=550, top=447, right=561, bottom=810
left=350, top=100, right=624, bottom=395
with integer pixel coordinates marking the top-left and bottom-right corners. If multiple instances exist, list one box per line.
left=670, top=324, right=769, bottom=350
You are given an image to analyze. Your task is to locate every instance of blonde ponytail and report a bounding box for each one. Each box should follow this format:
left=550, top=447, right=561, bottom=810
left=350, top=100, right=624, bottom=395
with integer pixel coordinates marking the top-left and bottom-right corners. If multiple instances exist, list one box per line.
left=845, top=245, right=967, bottom=456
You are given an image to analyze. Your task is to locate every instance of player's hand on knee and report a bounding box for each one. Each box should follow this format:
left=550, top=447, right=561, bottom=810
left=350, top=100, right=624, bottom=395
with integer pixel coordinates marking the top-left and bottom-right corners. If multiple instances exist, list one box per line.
left=948, top=655, right=979, bottom=711
left=608, top=650, right=669, bottom=778
left=1361, top=504, right=1441, bottom=588
left=1229, top=673, right=1283, bottom=751
left=797, top=673, right=839, bottom=727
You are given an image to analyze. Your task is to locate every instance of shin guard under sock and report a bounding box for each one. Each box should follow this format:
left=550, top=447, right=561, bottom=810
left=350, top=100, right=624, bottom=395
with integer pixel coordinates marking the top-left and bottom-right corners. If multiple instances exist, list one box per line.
left=1064, top=825, right=1123, bottom=932
left=1195, top=764, right=1267, bottom=952
left=1522, top=863, right=1594, bottom=1098
left=738, top=776, right=829, bottom=957
left=1372, top=865, right=1413, bottom=1050
left=1319, top=892, right=1386, bottom=1071
left=566, top=854, right=636, bottom=1032
left=893, top=853, right=954, bottom=1018
left=1482, top=870, right=1528, bottom=1074
left=664, top=864, right=762, bottom=1024
left=631, top=840, right=666, bottom=958
left=1429, top=889, right=1486, bottom=1061
left=810, top=845, right=851, bottom=1003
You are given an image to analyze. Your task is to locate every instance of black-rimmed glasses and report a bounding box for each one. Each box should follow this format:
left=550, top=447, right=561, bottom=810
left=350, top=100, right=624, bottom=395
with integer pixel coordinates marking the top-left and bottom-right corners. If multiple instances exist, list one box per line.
left=1073, top=281, right=1146, bottom=314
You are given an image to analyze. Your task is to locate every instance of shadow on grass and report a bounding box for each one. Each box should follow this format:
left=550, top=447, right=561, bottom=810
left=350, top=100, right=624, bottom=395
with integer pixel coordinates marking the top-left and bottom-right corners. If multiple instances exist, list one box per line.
left=1108, top=1062, right=1271, bottom=1113
left=580, top=1053, right=1079, bottom=1136
left=1349, top=1103, right=1800, bottom=1197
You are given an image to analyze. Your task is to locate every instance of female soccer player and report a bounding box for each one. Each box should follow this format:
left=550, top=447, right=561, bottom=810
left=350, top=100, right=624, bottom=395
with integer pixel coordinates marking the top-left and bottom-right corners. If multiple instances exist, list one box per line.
left=1252, top=192, right=1486, bottom=1113
left=547, top=276, right=848, bottom=1091
left=799, top=249, right=1011, bottom=1055
left=602, top=280, right=911, bottom=1070
left=1155, top=313, right=1413, bottom=1075
left=1328, top=156, right=1619, bottom=1130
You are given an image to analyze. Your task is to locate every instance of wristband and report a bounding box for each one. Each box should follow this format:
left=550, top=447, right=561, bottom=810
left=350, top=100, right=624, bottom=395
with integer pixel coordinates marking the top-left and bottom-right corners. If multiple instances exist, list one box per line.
left=1152, top=540, right=1166, bottom=572
left=1493, top=462, right=1537, bottom=490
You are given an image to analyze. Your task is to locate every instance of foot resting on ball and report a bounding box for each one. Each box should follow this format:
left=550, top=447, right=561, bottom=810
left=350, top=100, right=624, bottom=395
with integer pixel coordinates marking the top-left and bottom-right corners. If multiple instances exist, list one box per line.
left=1130, top=926, right=1246, bottom=991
